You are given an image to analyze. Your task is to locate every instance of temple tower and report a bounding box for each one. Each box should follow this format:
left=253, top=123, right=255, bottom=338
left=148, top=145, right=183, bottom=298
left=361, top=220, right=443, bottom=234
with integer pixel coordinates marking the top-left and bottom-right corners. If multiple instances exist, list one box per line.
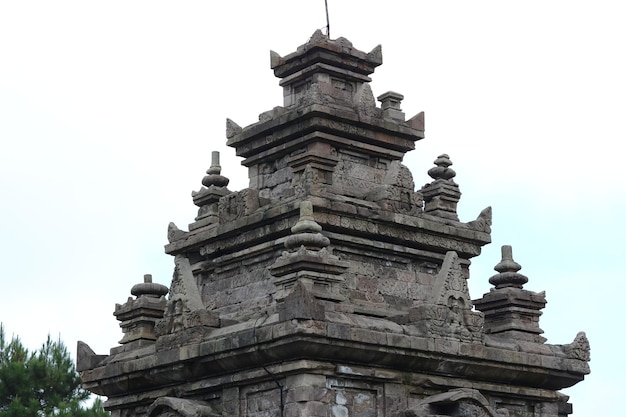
left=79, top=31, right=589, bottom=417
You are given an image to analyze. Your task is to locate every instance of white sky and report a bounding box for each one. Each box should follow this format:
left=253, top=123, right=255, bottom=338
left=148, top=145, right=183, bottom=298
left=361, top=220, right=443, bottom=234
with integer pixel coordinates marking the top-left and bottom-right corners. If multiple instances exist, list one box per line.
left=1, top=2, right=623, bottom=415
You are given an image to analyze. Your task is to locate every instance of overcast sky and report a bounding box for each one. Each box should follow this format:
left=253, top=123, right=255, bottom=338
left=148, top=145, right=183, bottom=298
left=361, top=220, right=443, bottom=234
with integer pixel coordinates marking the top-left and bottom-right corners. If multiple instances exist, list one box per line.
left=1, top=2, right=623, bottom=415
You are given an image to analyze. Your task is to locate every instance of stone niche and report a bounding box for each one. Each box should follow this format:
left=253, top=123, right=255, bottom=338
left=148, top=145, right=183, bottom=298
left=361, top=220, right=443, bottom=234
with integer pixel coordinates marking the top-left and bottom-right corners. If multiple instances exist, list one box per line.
left=78, top=30, right=589, bottom=417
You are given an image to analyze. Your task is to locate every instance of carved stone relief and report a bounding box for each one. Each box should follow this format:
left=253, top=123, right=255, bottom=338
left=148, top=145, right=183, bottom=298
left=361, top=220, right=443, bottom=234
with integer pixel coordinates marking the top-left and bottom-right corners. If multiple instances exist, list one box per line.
left=293, top=164, right=320, bottom=197
left=563, top=332, right=591, bottom=361
left=466, top=206, right=492, bottom=233
left=355, top=83, right=378, bottom=117
left=155, top=256, right=219, bottom=338
left=217, top=189, right=260, bottom=223
left=396, top=251, right=484, bottom=342
left=147, top=397, right=220, bottom=417
left=364, top=161, right=423, bottom=215
left=411, top=388, right=509, bottom=417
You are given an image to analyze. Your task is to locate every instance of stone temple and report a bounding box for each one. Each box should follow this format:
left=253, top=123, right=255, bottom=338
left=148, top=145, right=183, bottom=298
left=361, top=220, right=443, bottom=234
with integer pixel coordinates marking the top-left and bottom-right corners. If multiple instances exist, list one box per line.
left=78, top=31, right=590, bottom=417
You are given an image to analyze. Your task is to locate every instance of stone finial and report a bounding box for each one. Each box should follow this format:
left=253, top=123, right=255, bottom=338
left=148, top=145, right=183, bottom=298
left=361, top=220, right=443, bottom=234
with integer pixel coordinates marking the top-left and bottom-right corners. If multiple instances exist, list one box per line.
left=285, top=200, right=329, bottom=250
left=489, top=245, right=529, bottom=289
left=420, top=154, right=461, bottom=220
left=428, top=154, right=456, bottom=181
left=190, top=151, right=232, bottom=229
left=378, top=91, right=403, bottom=108
left=202, top=151, right=229, bottom=188
left=291, top=200, right=322, bottom=233
left=473, top=245, right=547, bottom=343
left=378, top=91, right=405, bottom=121
left=270, top=200, right=349, bottom=302
left=114, top=273, right=169, bottom=349
left=131, top=274, right=169, bottom=298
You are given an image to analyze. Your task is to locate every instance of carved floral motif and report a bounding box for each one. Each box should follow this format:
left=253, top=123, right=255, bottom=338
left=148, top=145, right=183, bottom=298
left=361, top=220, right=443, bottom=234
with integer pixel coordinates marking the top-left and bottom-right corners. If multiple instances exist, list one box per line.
left=217, top=189, right=260, bottom=223
left=356, top=83, right=377, bottom=117
left=564, top=332, right=591, bottom=361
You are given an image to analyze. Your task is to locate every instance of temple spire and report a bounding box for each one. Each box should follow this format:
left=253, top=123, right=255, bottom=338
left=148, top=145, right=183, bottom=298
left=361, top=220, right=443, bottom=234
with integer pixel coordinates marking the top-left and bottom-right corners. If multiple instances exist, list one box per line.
left=420, top=154, right=461, bottom=220
left=474, top=245, right=547, bottom=343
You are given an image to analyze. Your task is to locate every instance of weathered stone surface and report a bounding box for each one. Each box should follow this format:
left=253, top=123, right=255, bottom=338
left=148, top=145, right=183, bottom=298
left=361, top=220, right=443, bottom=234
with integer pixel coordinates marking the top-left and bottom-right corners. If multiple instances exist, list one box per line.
left=79, top=31, right=588, bottom=417
left=474, top=246, right=548, bottom=343
left=76, top=341, right=107, bottom=372
left=113, top=274, right=168, bottom=350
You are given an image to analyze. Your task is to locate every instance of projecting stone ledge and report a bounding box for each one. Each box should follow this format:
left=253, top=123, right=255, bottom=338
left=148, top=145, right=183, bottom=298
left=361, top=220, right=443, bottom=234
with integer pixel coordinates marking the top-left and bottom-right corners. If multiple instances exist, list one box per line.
left=270, top=29, right=382, bottom=79
left=79, top=313, right=589, bottom=398
left=164, top=192, right=490, bottom=259
left=226, top=103, right=424, bottom=164
left=80, top=28, right=588, bottom=416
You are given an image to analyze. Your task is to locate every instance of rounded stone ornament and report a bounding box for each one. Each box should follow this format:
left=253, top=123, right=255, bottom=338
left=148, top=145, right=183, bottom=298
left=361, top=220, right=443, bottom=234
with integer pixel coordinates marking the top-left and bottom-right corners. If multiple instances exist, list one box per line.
left=427, top=154, right=456, bottom=180
left=131, top=274, right=169, bottom=298
left=489, top=245, right=529, bottom=289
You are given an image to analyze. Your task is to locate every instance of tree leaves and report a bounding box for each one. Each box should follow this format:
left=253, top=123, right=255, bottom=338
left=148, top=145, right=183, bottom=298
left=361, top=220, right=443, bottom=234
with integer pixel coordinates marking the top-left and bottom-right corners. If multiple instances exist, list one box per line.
left=0, top=324, right=108, bottom=417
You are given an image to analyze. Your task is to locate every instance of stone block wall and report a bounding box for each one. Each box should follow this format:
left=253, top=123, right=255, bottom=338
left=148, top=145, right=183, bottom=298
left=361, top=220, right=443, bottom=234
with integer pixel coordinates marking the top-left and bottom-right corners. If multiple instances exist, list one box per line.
left=79, top=31, right=588, bottom=417
left=103, top=363, right=574, bottom=417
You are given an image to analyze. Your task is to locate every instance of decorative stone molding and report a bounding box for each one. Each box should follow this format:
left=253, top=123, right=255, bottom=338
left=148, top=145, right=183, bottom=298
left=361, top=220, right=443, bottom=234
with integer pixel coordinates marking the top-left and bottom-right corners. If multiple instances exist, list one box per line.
left=288, top=141, right=339, bottom=189
left=393, top=251, right=484, bottom=342
left=225, top=118, right=242, bottom=139
left=155, top=256, right=219, bottom=343
left=356, top=83, right=378, bottom=117
left=167, top=222, right=186, bottom=243
left=277, top=279, right=325, bottom=321
left=563, top=331, right=591, bottom=361
left=147, top=397, right=220, bottom=417
left=467, top=206, right=492, bottom=233
left=364, top=160, right=423, bottom=215
left=410, top=388, right=510, bottom=417
left=217, top=188, right=261, bottom=223
left=270, top=29, right=382, bottom=108
left=76, top=341, right=107, bottom=372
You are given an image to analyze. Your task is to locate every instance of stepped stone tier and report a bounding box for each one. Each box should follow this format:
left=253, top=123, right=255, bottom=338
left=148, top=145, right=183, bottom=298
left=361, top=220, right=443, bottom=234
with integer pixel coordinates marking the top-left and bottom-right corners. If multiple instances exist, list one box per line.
left=78, top=30, right=590, bottom=417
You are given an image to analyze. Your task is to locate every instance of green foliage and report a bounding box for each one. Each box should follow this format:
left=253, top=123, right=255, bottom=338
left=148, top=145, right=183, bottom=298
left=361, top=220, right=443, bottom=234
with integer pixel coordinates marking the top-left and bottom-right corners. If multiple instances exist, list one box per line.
left=0, top=324, right=109, bottom=417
